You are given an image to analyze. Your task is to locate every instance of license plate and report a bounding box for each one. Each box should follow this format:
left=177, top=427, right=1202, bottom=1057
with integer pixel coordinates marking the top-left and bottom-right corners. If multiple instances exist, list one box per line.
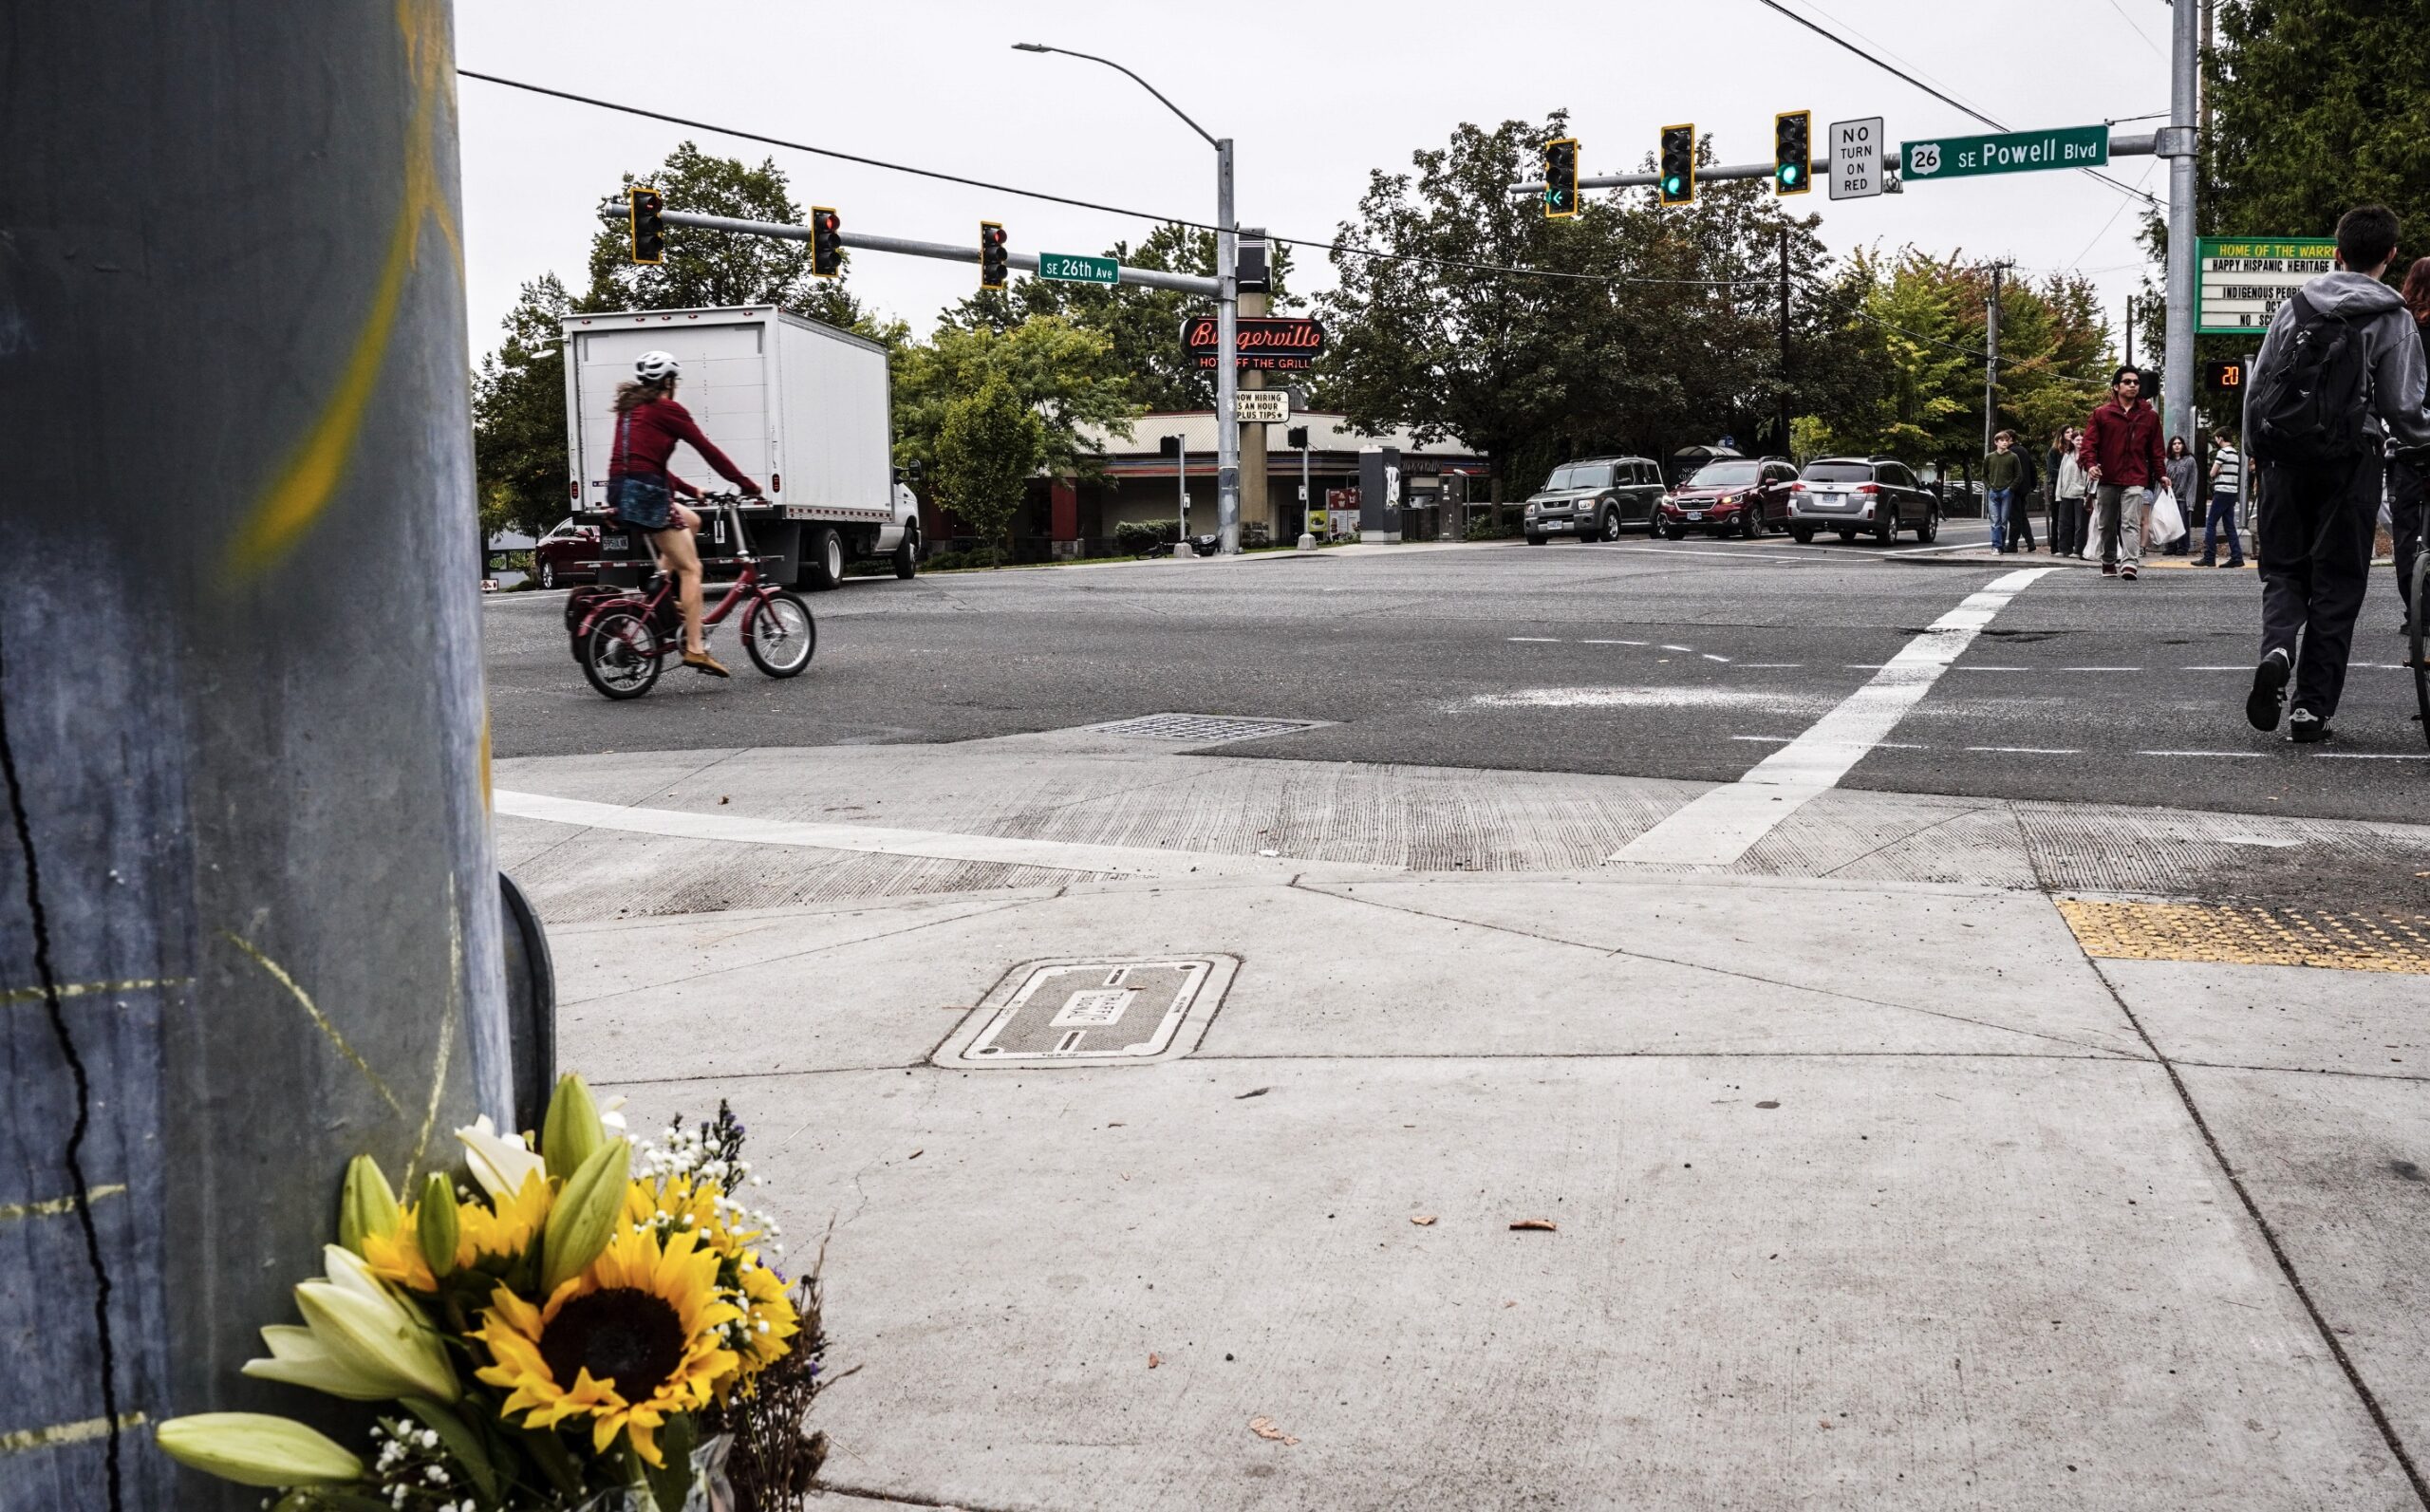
left=604, top=534, right=628, bottom=551
left=1686, top=512, right=1703, bottom=521
left=1542, top=519, right=1570, bottom=532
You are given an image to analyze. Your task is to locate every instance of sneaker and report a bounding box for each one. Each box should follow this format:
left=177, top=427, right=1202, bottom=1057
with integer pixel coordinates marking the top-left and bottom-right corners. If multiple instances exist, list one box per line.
left=2101, top=564, right=2118, bottom=577
left=2121, top=565, right=2138, bottom=581
left=2196, top=556, right=2216, bottom=567
left=2289, top=709, right=2332, bottom=744
left=2246, top=647, right=2291, bottom=732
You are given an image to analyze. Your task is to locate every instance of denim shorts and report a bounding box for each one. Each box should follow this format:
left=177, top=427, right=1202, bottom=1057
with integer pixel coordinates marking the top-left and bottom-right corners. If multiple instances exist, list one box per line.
left=608, top=476, right=673, bottom=532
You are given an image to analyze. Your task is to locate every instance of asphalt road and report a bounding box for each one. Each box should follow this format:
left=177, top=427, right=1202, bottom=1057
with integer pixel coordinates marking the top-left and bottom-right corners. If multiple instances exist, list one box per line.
left=487, top=520, right=2429, bottom=825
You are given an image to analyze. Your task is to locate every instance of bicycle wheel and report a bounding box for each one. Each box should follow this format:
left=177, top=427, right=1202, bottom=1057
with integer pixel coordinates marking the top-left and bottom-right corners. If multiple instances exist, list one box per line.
left=743, top=589, right=816, bottom=678
left=2412, top=551, right=2428, bottom=747
left=580, top=607, right=664, bottom=700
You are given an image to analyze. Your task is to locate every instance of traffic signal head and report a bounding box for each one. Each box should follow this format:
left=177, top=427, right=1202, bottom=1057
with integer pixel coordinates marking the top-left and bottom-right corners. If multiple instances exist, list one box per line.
left=629, top=186, right=664, bottom=264
left=1158, top=435, right=1183, bottom=457
left=1658, top=126, right=1694, bottom=205
left=1286, top=425, right=1309, bottom=450
left=980, top=221, right=1008, bottom=289
left=1774, top=111, right=1811, bottom=196
left=1542, top=138, right=1580, bottom=219
left=811, top=208, right=842, bottom=278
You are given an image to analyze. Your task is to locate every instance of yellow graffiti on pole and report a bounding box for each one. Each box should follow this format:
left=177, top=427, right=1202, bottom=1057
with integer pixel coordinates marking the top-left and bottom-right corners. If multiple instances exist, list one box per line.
left=226, top=0, right=462, bottom=579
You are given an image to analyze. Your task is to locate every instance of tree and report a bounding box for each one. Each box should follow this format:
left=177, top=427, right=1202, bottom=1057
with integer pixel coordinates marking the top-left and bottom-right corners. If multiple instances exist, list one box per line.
left=581, top=141, right=869, bottom=329
left=938, top=223, right=1295, bottom=411
left=473, top=273, right=574, bottom=541
left=891, top=315, right=1142, bottom=480
left=932, top=373, right=1044, bottom=565
left=2203, top=0, right=2430, bottom=279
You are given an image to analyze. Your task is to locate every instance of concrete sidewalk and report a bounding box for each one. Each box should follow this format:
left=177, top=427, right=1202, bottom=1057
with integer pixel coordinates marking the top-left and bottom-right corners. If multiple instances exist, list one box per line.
left=497, top=732, right=2430, bottom=1510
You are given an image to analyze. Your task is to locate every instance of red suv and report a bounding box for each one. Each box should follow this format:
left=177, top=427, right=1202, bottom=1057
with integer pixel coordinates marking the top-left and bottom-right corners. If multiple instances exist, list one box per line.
left=1659, top=457, right=1798, bottom=539
left=531, top=516, right=602, bottom=590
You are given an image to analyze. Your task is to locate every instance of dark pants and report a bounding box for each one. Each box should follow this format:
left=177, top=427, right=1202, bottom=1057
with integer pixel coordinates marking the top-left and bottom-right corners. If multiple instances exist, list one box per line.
left=2257, top=457, right=2383, bottom=719
left=2395, top=457, right=2426, bottom=629
left=2051, top=496, right=2086, bottom=556
left=2011, top=490, right=2036, bottom=551
left=2199, top=491, right=2244, bottom=564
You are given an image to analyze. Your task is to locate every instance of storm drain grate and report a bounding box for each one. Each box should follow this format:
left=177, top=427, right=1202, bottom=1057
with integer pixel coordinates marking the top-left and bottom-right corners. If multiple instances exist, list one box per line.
left=935, top=956, right=1239, bottom=1068
left=2058, top=899, right=2430, bottom=976
left=1086, top=713, right=1325, bottom=744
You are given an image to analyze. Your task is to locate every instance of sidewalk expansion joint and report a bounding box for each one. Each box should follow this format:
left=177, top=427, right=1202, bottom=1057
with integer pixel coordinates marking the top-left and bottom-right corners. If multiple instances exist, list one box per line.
left=2087, top=957, right=2430, bottom=1507
left=1291, top=878, right=2145, bottom=1061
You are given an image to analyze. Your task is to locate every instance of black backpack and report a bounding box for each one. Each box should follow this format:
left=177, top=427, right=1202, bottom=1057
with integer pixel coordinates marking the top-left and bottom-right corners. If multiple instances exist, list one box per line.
left=2249, top=289, right=2375, bottom=466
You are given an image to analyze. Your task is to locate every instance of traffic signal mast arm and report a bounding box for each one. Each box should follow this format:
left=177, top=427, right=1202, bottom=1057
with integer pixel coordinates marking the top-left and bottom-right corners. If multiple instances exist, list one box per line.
left=1504, top=129, right=2166, bottom=197
left=597, top=202, right=1222, bottom=296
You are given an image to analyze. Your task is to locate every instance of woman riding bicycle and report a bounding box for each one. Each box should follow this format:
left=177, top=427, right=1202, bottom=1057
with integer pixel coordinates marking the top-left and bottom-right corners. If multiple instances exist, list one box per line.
left=607, top=350, right=763, bottom=677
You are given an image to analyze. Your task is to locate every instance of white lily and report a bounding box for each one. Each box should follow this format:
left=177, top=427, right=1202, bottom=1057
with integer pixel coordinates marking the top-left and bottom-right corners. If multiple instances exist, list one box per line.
left=455, top=1114, right=547, bottom=1202
left=599, top=1093, right=628, bottom=1132
left=241, top=1245, right=459, bottom=1405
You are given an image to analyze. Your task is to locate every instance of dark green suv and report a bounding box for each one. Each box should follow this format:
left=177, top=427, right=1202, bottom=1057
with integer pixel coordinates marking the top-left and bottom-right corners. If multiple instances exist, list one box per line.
left=1523, top=457, right=1668, bottom=544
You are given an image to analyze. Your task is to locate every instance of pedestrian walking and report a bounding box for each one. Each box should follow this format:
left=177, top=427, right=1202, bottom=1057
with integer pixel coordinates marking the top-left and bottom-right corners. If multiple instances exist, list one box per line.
left=2080, top=367, right=2166, bottom=580
left=1985, top=430, right=2026, bottom=553
left=2394, top=257, right=2430, bottom=646
left=2012, top=443, right=2040, bottom=552
left=2198, top=429, right=2247, bottom=567
left=2051, top=427, right=2091, bottom=558
left=2164, top=437, right=2199, bottom=555
left=2243, top=204, right=2430, bottom=743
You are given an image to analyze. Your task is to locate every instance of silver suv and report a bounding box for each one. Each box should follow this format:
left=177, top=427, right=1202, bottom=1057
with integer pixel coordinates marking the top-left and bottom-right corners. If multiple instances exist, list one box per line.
left=1523, top=457, right=1667, bottom=544
left=1781, top=457, right=1941, bottom=545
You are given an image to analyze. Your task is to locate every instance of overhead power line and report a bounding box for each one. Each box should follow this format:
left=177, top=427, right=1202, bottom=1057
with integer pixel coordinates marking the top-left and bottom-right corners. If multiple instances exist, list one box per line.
left=460, top=68, right=1780, bottom=291
left=1742, top=0, right=2161, bottom=208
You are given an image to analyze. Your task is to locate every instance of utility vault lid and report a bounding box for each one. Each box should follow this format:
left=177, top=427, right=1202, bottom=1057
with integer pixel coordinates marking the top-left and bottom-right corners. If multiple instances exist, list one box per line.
left=934, top=956, right=1239, bottom=1068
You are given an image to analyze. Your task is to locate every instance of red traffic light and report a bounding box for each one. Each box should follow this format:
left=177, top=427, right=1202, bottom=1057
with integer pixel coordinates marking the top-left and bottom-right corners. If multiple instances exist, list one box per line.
left=811, top=207, right=842, bottom=278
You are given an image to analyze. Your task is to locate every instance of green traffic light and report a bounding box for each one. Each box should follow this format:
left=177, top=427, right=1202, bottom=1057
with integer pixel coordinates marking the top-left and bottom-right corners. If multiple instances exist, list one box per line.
left=1780, top=165, right=1801, bottom=185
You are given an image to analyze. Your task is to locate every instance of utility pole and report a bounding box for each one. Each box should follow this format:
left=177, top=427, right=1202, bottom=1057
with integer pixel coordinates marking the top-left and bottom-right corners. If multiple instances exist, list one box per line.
left=1984, top=261, right=2011, bottom=460
left=9, top=9, right=502, bottom=1508
left=1777, top=226, right=1793, bottom=456
left=1215, top=140, right=1241, bottom=554
left=2161, top=0, right=2202, bottom=445
left=2125, top=294, right=2136, bottom=370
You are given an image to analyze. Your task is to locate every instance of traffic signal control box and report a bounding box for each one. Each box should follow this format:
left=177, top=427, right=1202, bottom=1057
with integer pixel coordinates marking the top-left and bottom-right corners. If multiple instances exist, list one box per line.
left=1658, top=126, right=1695, bottom=206
left=628, top=187, right=664, bottom=264
left=1774, top=111, right=1811, bottom=196
left=1542, top=138, right=1580, bottom=219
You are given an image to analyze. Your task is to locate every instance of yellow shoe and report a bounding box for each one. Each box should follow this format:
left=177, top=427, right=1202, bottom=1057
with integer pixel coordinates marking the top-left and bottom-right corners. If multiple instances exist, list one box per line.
left=682, top=649, right=731, bottom=678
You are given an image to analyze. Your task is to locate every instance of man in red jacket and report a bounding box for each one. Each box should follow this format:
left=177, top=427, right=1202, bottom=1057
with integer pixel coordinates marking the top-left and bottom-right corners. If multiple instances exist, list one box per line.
left=2078, top=366, right=2166, bottom=580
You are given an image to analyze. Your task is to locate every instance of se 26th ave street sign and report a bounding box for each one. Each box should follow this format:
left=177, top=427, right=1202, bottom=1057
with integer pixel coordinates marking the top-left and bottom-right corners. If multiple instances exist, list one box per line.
left=1037, top=251, right=1120, bottom=285
left=2197, top=237, right=2336, bottom=335
left=1902, top=124, right=2108, bottom=181
left=1827, top=118, right=1883, bottom=200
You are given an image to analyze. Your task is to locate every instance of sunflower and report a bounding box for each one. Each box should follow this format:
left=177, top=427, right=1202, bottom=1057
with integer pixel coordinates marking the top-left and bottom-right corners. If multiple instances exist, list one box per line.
left=364, top=1170, right=552, bottom=1292
left=472, top=1225, right=741, bottom=1466
left=624, top=1173, right=764, bottom=1258
left=730, top=1250, right=800, bottom=1376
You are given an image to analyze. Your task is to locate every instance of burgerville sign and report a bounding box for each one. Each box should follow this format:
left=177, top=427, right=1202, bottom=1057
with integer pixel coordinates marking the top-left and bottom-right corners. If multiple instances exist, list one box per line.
left=1181, top=315, right=1326, bottom=371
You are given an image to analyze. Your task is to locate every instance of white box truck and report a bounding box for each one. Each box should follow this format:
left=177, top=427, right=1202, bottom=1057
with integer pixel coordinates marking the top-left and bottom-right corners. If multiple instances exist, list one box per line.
left=560, top=305, right=921, bottom=588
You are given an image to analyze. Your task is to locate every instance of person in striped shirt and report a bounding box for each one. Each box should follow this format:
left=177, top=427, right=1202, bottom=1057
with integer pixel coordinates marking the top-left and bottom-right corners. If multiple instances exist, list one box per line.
left=2199, top=432, right=2246, bottom=568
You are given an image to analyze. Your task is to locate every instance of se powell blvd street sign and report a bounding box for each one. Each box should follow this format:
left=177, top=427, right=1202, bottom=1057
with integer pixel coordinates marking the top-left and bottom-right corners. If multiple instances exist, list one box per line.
left=1901, top=125, right=2108, bottom=181
left=1037, top=251, right=1120, bottom=285
left=1182, top=315, right=1327, bottom=371
left=2197, top=237, right=2337, bottom=335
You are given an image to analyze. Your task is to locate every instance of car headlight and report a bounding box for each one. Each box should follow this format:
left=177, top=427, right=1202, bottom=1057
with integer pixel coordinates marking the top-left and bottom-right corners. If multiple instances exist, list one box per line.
left=1525, top=501, right=1539, bottom=515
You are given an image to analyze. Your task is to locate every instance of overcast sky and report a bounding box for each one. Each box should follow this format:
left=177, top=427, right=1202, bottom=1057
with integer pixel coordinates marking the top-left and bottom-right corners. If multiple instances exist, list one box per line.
left=457, top=0, right=2181, bottom=360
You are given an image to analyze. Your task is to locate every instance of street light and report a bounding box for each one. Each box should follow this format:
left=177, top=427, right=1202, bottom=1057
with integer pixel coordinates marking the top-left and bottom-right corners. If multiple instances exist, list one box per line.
left=1014, top=42, right=1241, bottom=554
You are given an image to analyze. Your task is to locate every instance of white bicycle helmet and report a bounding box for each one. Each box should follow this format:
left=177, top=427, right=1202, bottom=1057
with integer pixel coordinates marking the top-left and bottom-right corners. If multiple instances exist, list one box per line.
left=633, top=350, right=680, bottom=383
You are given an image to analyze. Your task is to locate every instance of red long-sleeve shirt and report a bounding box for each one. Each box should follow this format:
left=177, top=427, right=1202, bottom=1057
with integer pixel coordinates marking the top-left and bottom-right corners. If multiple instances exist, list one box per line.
left=2077, top=398, right=2165, bottom=489
left=608, top=397, right=759, bottom=495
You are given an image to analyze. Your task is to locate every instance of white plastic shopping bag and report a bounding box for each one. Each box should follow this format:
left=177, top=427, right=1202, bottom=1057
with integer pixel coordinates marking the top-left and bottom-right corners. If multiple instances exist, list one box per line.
left=2146, top=485, right=2185, bottom=546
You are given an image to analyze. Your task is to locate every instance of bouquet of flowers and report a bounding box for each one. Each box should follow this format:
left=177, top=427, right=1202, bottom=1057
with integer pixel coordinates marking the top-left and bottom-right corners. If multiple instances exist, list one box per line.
left=157, top=1080, right=832, bottom=1511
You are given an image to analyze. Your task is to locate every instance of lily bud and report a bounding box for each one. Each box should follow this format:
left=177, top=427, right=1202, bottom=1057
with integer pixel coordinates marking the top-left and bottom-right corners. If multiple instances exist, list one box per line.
left=541, top=1073, right=606, bottom=1181
left=336, top=1155, right=399, bottom=1258
left=417, top=1173, right=459, bottom=1279
left=244, top=1245, right=460, bottom=1405
left=540, top=1137, right=631, bottom=1294
left=156, top=1412, right=365, bottom=1487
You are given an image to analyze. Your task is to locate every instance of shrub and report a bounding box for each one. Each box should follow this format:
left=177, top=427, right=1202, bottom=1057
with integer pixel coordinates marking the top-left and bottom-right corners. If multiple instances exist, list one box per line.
left=1114, top=520, right=1175, bottom=555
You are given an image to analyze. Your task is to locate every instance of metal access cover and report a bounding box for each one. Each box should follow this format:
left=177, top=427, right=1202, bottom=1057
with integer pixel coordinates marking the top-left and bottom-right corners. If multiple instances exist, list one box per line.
left=1086, top=713, right=1323, bottom=744
left=935, top=956, right=1238, bottom=1068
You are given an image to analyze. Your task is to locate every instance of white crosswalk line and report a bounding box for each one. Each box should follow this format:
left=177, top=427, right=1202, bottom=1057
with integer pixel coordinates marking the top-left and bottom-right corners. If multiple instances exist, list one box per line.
left=1613, top=568, right=2056, bottom=867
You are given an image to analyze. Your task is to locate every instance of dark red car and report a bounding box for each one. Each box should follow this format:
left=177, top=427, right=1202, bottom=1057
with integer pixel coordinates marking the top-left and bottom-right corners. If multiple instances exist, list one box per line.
left=531, top=516, right=601, bottom=590
left=1658, top=457, right=1799, bottom=539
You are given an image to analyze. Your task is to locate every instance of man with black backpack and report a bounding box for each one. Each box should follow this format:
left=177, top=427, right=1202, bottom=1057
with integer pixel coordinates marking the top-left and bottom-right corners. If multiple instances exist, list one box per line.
left=2244, top=205, right=2430, bottom=743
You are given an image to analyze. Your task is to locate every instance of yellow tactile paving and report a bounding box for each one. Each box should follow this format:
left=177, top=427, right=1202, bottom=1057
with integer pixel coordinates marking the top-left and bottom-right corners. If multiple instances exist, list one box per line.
left=2057, top=898, right=2430, bottom=975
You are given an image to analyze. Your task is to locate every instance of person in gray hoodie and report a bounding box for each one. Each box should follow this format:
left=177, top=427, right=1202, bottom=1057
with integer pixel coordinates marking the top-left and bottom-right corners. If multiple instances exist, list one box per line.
left=2244, top=205, right=2430, bottom=743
